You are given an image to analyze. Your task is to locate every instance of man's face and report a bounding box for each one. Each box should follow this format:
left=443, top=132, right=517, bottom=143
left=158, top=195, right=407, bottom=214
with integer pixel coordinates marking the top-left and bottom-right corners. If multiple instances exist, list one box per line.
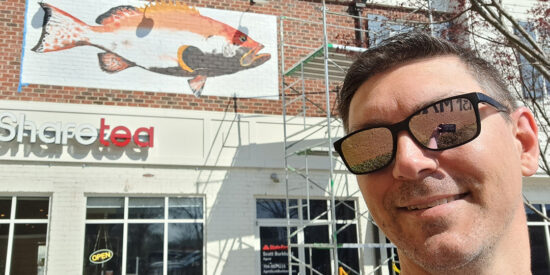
left=348, top=56, right=525, bottom=271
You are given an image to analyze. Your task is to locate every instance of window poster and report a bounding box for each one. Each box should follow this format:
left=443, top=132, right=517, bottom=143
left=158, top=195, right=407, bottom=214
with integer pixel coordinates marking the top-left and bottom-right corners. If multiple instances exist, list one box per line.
left=259, top=227, right=298, bottom=275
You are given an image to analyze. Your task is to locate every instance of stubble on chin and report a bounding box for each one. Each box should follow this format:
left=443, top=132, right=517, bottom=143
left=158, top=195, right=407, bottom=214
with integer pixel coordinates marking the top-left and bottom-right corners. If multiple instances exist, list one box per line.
left=398, top=237, right=494, bottom=275
left=382, top=175, right=494, bottom=272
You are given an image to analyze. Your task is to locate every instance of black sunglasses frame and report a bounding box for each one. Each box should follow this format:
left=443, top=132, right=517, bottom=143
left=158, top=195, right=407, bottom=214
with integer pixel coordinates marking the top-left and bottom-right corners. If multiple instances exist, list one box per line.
left=334, top=92, right=509, bottom=175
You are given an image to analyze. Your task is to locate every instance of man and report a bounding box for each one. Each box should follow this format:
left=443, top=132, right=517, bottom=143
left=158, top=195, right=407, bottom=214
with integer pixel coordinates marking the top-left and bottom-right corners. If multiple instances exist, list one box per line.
left=334, top=32, right=540, bottom=274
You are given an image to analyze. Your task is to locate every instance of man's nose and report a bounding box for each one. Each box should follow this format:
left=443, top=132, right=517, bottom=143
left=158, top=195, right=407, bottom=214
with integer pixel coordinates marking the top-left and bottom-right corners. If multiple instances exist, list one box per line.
left=392, top=131, right=438, bottom=180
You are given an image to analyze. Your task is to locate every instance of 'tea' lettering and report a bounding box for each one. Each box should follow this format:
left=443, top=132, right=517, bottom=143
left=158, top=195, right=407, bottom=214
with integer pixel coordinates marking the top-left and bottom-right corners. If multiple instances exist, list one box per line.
left=100, top=118, right=154, bottom=147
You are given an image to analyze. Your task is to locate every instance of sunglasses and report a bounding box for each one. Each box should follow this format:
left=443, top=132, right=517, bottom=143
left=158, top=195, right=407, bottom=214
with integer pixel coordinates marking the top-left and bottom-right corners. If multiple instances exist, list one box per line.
left=334, top=92, right=509, bottom=175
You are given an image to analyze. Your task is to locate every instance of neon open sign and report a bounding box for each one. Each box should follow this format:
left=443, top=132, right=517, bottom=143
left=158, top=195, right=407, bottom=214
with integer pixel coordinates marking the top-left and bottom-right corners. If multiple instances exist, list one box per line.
left=89, top=249, right=114, bottom=264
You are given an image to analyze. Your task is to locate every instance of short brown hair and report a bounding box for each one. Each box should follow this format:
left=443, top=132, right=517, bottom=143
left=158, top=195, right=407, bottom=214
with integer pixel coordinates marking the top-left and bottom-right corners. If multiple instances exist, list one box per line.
left=338, top=31, right=517, bottom=132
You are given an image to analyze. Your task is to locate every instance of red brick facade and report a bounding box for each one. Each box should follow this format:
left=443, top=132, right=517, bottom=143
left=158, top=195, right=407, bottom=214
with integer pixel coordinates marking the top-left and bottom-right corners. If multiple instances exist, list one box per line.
left=0, top=0, right=428, bottom=117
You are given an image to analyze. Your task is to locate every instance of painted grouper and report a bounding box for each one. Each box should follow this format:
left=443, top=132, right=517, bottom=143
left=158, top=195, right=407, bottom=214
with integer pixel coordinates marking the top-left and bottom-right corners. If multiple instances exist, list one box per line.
left=32, top=2, right=271, bottom=96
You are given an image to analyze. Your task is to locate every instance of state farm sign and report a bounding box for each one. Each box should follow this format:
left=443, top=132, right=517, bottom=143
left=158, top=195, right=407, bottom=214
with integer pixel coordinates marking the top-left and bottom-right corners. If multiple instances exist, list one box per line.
left=0, top=112, right=154, bottom=147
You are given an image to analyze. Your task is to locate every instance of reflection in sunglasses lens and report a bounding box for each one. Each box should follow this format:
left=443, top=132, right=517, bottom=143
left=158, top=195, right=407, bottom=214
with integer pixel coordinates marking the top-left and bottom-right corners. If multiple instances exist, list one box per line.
left=410, top=98, right=478, bottom=150
left=341, top=128, right=392, bottom=174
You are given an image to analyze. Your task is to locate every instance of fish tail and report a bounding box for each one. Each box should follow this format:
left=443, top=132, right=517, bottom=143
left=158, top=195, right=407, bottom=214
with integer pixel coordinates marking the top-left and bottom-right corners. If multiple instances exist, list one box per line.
left=32, top=3, right=91, bottom=53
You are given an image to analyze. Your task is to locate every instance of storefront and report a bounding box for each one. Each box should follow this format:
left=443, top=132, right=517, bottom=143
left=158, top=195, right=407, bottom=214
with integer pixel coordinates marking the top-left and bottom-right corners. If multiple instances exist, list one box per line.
left=0, top=100, right=373, bottom=274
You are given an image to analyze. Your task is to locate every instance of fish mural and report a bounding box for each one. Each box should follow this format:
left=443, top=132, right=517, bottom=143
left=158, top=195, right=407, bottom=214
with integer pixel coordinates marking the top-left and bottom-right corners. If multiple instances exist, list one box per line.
left=30, top=2, right=272, bottom=97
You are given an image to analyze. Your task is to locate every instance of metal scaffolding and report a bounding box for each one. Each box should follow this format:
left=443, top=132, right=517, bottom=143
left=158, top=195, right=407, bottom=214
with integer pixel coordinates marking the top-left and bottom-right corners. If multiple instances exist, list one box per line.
left=280, top=4, right=375, bottom=275
left=281, top=19, right=360, bottom=275
left=279, top=1, right=438, bottom=274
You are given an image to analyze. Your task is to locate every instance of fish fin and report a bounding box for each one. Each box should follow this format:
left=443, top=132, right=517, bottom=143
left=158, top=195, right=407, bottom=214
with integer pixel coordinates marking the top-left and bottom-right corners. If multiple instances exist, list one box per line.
left=95, top=6, right=141, bottom=25
left=137, top=1, right=200, bottom=15
left=98, top=52, right=135, bottom=73
left=32, top=3, right=91, bottom=53
left=178, top=45, right=204, bottom=73
left=188, top=75, right=207, bottom=97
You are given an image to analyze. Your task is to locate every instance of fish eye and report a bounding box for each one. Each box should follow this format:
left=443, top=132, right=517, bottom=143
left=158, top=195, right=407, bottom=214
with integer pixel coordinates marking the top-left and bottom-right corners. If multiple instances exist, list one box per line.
left=239, top=35, right=247, bottom=42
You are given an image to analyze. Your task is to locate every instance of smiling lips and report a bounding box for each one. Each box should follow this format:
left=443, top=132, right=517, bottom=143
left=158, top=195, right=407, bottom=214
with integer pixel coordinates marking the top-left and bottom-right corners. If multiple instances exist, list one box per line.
left=405, top=194, right=468, bottom=211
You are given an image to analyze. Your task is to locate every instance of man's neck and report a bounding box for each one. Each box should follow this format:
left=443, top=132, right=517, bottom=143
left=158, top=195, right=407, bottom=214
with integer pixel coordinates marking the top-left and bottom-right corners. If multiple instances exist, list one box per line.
left=479, top=205, right=531, bottom=275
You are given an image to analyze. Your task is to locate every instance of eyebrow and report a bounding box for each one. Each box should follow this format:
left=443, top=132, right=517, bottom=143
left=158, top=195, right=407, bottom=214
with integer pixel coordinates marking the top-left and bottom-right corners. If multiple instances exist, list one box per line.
left=349, top=119, right=387, bottom=133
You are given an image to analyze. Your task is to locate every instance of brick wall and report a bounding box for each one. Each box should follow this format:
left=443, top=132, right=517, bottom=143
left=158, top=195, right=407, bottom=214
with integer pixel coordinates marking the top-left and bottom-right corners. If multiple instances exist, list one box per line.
left=0, top=0, right=430, bottom=117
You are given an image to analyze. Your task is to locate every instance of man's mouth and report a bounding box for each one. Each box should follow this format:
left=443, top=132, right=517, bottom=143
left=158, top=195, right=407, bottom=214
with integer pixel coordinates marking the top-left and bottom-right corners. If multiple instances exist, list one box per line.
left=405, top=193, right=468, bottom=211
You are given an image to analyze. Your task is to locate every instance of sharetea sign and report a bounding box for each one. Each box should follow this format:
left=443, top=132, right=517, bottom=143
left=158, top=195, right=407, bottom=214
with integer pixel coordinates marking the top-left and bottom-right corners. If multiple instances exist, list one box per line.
left=0, top=112, right=154, bottom=147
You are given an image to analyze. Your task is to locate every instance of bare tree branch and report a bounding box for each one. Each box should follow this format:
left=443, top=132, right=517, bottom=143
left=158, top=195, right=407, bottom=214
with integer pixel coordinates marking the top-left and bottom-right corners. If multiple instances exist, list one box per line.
left=469, top=0, right=550, bottom=76
left=490, top=0, right=547, bottom=56
left=433, top=6, right=474, bottom=24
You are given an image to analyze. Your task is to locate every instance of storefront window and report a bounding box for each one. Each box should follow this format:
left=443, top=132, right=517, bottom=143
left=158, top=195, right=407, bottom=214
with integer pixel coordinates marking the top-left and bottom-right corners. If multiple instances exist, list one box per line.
left=302, top=199, right=327, bottom=220
left=83, top=224, right=123, bottom=275
left=304, top=225, right=330, bottom=275
left=335, top=200, right=360, bottom=273
left=168, top=223, right=203, bottom=275
left=0, top=198, right=11, bottom=219
left=169, top=198, right=203, bottom=219
left=11, top=224, right=48, bottom=275
left=86, top=197, right=124, bottom=219
left=337, top=223, right=360, bottom=273
left=0, top=225, right=8, bottom=273
left=256, top=198, right=359, bottom=275
left=126, top=224, right=164, bottom=274
left=84, top=197, right=204, bottom=275
left=525, top=204, right=550, bottom=275
left=256, top=199, right=297, bottom=219
left=15, top=197, right=49, bottom=219
left=128, top=198, right=164, bottom=219
left=0, top=196, right=50, bottom=275
left=336, top=200, right=356, bottom=220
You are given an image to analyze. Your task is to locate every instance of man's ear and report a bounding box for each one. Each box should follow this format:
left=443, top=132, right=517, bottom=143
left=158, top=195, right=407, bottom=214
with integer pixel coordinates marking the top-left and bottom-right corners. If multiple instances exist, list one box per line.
left=510, top=107, right=539, bottom=176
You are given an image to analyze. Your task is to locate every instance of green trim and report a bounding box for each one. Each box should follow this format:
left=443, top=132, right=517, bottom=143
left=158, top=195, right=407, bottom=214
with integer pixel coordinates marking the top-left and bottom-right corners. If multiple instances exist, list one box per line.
left=284, top=46, right=324, bottom=76
left=284, top=44, right=337, bottom=77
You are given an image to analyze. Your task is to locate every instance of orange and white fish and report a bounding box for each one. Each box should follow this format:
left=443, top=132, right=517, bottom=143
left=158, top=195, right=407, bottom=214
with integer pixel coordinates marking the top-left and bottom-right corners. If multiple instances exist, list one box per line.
left=31, top=2, right=271, bottom=96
